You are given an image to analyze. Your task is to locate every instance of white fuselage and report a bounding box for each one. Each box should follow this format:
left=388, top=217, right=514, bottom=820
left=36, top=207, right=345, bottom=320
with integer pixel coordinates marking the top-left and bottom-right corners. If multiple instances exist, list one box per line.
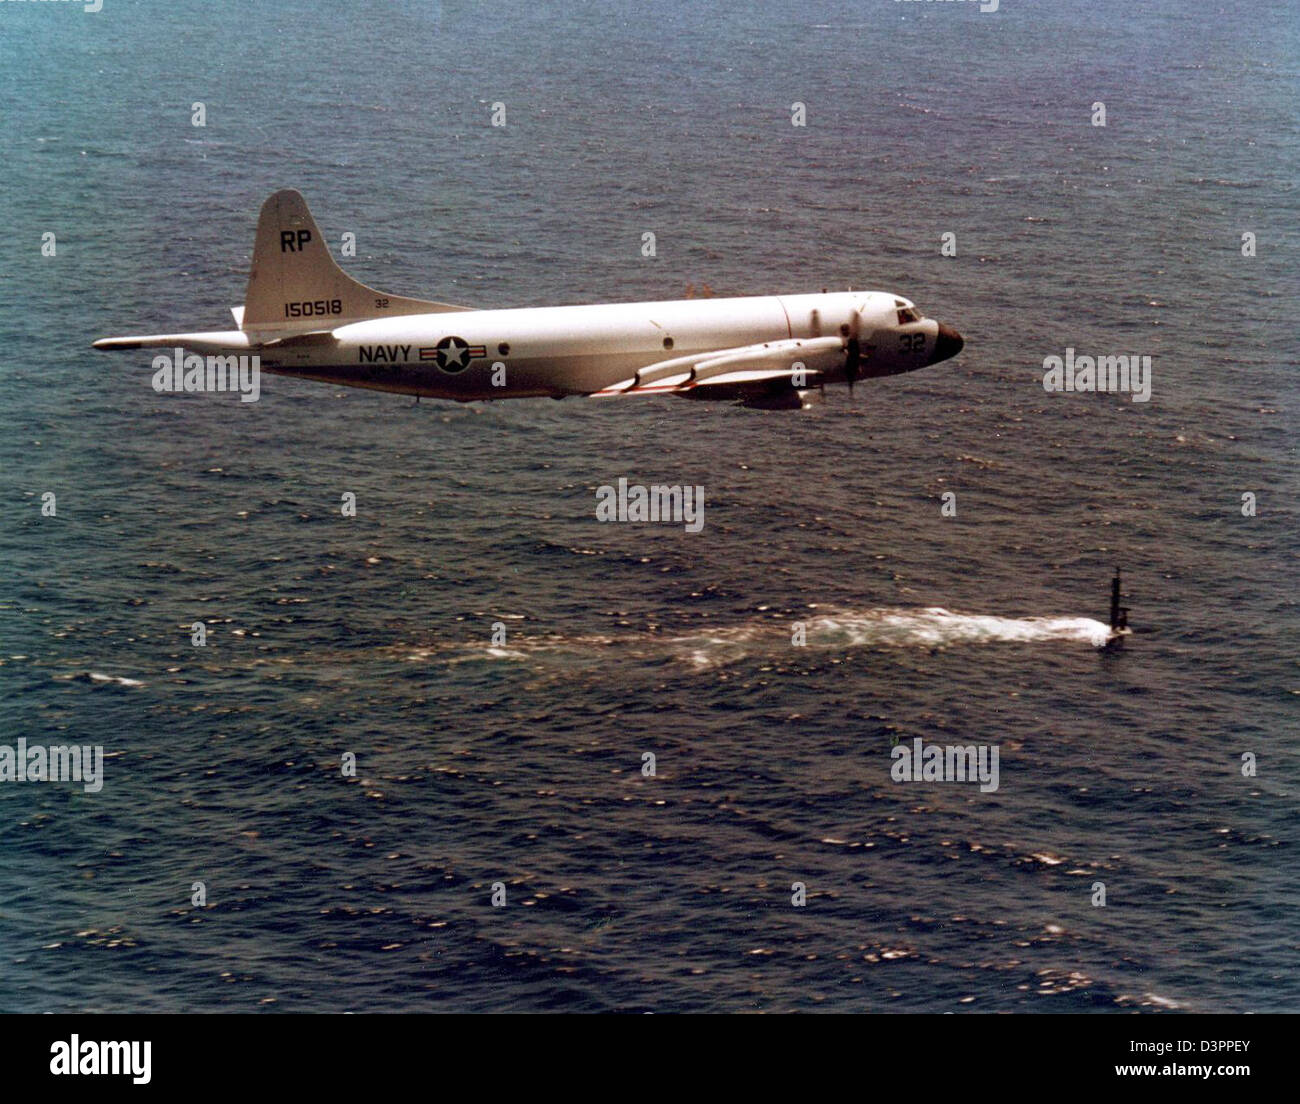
left=254, top=290, right=941, bottom=400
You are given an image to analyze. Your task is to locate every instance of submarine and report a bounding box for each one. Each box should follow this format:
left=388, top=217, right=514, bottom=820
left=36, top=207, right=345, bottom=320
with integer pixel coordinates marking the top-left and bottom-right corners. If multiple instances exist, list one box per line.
left=1106, top=568, right=1131, bottom=646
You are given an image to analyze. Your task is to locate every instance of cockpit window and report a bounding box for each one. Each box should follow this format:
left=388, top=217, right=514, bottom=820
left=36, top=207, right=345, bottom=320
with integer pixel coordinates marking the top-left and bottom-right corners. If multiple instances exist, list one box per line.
left=897, top=307, right=923, bottom=324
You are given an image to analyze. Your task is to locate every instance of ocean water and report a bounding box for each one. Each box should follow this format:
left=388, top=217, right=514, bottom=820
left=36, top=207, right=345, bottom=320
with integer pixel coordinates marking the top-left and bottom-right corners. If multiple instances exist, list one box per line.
left=0, top=0, right=1297, bottom=1012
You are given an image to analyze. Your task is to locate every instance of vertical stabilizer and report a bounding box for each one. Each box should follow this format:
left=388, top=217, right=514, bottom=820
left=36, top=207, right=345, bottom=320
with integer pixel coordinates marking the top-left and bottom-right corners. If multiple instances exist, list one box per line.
left=241, top=189, right=470, bottom=330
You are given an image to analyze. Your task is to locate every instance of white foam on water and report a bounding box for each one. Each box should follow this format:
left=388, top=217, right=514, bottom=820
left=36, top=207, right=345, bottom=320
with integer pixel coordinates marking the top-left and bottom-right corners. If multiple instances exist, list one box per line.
left=433, top=607, right=1114, bottom=671
left=87, top=672, right=145, bottom=687
left=807, top=608, right=1114, bottom=650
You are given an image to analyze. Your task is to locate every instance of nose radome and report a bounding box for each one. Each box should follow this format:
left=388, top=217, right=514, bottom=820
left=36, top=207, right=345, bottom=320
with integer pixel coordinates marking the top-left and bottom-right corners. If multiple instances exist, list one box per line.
left=928, top=323, right=964, bottom=365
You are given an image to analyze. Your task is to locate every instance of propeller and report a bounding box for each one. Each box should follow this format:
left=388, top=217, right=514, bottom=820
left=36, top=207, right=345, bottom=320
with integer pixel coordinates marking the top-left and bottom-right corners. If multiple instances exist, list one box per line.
left=843, top=310, right=862, bottom=394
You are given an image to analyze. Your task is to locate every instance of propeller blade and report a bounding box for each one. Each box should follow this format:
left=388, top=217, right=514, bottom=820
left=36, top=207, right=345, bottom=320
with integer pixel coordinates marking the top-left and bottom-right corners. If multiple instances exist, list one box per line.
left=844, top=310, right=861, bottom=394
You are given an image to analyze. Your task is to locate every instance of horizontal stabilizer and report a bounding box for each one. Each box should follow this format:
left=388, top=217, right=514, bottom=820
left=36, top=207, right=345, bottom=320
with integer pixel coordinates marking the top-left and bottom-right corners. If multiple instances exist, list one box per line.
left=93, top=331, right=253, bottom=353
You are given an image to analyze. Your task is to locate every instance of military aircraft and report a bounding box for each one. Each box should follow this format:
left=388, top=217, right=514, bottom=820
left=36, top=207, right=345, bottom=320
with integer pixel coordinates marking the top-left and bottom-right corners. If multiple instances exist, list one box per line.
left=94, top=189, right=964, bottom=410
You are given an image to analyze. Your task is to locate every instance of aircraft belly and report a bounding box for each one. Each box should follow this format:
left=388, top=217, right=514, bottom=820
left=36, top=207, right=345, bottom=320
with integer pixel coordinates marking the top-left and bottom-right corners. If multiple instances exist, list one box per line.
left=261, top=351, right=641, bottom=400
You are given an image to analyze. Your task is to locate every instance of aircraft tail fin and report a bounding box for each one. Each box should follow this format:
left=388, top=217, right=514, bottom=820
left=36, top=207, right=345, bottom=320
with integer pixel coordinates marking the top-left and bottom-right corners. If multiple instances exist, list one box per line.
left=240, top=189, right=470, bottom=331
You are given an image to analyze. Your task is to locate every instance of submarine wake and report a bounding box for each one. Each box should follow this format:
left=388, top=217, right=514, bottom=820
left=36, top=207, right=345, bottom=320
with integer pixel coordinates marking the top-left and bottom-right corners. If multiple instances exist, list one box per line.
left=666, top=608, right=1113, bottom=669
left=422, top=605, right=1116, bottom=672
left=801, top=608, right=1114, bottom=650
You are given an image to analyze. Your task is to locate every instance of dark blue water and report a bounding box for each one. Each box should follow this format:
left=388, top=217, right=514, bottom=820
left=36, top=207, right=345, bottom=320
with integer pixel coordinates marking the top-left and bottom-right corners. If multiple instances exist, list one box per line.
left=1, top=0, right=1297, bottom=1012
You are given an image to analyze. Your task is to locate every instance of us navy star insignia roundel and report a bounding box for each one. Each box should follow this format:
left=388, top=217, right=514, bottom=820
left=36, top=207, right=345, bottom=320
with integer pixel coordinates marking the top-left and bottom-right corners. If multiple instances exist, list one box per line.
left=422, top=336, right=486, bottom=373
left=435, top=336, right=470, bottom=371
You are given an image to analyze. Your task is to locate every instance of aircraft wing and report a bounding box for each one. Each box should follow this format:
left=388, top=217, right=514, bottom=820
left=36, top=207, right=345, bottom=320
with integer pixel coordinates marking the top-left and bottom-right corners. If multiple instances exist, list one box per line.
left=589, top=336, right=844, bottom=407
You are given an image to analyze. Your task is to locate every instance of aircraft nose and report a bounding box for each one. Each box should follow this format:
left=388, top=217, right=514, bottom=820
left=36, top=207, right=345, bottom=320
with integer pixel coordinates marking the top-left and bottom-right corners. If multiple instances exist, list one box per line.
left=928, top=323, right=964, bottom=365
